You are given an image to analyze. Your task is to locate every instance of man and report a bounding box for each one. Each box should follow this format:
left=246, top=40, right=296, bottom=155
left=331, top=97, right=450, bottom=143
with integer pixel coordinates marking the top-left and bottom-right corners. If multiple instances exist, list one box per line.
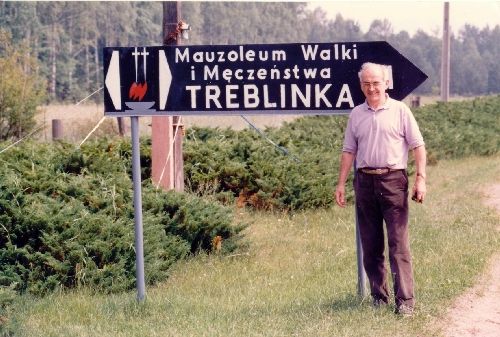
left=335, top=62, right=427, bottom=316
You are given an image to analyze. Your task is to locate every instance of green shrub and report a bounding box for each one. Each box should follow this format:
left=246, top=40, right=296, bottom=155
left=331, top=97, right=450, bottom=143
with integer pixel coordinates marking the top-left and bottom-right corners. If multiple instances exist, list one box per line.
left=182, top=116, right=350, bottom=211
left=181, top=96, right=500, bottom=211
left=415, top=96, right=500, bottom=160
left=0, top=140, right=245, bottom=295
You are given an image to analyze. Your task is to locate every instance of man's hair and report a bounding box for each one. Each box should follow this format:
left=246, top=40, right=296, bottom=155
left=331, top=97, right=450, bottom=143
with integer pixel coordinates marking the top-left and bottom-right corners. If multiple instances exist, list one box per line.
left=358, top=62, right=389, bottom=81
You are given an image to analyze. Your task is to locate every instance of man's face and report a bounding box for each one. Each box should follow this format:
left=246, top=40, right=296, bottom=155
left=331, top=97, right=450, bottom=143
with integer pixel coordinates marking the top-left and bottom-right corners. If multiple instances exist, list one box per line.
left=360, top=66, right=389, bottom=107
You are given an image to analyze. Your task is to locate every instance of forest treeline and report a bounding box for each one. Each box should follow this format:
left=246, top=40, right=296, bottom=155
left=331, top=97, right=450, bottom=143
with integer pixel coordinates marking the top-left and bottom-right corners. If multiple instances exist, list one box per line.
left=1, top=1, right=499, bottom=103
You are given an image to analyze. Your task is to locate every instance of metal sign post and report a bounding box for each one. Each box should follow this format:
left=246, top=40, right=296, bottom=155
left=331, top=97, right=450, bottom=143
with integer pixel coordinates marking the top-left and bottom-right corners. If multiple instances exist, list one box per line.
left=353, top=160, right=367, bottom=298
left=131, top=115, right=146, bottom=301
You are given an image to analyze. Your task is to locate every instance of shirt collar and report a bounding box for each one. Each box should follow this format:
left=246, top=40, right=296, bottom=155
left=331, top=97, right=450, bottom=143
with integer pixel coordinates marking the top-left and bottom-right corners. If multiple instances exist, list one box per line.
left=363, top=94, right=391, bottom=112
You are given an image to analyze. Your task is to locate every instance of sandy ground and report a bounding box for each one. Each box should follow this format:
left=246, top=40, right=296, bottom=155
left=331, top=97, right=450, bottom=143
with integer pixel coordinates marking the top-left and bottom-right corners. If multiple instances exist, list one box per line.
left=440, top=184, right=500, bottom=337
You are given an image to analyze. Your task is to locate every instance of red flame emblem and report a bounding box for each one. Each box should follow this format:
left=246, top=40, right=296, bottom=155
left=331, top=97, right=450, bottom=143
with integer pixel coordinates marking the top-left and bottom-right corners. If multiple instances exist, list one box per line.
left=129, top=82, right=148, bottom=101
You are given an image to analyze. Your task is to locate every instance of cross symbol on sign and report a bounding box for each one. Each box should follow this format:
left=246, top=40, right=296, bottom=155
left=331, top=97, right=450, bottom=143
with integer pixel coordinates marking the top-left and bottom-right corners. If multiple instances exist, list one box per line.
left=132, top=47, right=149, bottom=82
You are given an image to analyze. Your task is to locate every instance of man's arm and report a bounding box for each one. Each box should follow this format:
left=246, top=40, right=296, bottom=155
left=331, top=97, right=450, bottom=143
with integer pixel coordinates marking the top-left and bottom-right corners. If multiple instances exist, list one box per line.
left=335, top=151, right=355, bottom=207
left=412, top=145, right=427, bottom=203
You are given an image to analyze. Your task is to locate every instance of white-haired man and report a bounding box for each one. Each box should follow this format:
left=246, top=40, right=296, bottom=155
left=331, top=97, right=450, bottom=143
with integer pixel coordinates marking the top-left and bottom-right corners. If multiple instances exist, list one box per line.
left=335, top=62, right=427, bottom=317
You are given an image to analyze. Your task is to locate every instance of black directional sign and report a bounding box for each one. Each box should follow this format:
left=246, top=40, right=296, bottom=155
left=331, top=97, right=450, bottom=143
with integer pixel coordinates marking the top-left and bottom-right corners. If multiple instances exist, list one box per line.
left=103, top=41, right=427, bottom=116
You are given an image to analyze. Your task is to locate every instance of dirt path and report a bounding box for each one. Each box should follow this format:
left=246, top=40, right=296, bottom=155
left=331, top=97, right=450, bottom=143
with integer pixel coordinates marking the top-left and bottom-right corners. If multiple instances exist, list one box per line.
left=440, top=184, right=500, bottom=337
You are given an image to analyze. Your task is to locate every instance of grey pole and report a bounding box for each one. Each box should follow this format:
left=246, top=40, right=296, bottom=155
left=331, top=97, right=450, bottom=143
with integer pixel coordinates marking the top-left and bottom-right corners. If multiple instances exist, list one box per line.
left=354, top=160, right=367, bottom=298
left=52, top=119, right=63, bottom=141
left=131, top=116, right=146, bottom=301
left=441, top=2, right=451, bottom=102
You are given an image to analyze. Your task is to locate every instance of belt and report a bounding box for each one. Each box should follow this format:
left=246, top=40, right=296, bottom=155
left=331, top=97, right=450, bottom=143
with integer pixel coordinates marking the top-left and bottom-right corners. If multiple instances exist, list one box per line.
left=359, top=168, right=402, bottom=175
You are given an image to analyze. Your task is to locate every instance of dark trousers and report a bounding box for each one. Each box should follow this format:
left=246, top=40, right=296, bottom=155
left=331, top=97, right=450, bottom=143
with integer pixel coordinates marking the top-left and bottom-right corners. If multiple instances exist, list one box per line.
left=354, top=170, right=414, bottom=308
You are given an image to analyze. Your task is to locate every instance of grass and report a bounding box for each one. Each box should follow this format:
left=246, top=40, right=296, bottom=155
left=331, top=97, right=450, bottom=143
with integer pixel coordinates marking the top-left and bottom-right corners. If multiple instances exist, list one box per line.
left=2, top=155, right=499, bottom=337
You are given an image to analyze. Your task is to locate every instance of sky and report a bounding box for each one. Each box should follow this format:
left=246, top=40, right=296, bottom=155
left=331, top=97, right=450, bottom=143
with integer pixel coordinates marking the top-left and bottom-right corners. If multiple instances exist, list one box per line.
left=309, top=1, right=500, bottom=36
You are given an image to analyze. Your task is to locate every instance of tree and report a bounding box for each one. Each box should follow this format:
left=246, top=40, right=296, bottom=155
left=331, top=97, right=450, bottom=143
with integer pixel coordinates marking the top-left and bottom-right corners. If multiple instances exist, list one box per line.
left=326, top=14, right=363, bottom=41
left=451, top=35, right=488, bottom=95
left=366, top=19, right=394, bottom=40
left=0, top=30, right=46, bottom=140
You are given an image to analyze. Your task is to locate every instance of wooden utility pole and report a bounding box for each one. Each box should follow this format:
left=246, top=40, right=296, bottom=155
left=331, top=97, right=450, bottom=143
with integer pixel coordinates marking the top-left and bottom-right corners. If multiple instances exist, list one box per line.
left=152, top=1, right=184, bottom=191
left=441, top=2, right=450, bottom=102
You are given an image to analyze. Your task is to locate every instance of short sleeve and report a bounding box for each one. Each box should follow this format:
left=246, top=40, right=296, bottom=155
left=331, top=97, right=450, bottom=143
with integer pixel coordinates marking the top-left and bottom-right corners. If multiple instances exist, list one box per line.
left=342, top=114, right=358, bottom=154
left=403, top=106, right=425, bottom=149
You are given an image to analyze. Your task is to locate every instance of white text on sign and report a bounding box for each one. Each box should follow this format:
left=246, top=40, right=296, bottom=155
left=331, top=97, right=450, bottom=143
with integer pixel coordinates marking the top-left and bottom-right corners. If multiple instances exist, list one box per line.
left=177, top=43, right=358, bottom=110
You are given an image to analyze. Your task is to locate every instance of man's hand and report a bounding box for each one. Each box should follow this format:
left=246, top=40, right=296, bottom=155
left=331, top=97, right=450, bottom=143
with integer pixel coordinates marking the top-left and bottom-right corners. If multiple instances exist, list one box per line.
left=335, top=152, right=355, bottom=207
left=335, top=184, right=347, bottom=207
left=412, top=146, right=427, bottom=203
left=411, top=176, right=426, bottom=203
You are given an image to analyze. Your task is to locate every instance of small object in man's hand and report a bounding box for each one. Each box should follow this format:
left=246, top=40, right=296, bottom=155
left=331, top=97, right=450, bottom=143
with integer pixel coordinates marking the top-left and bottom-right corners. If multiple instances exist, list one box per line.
left=412, top=192, right=422, bottom=203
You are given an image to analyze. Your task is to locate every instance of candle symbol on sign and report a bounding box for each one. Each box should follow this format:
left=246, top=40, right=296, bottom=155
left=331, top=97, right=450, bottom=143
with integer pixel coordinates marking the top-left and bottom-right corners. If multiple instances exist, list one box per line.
left=129, top=47, right=149, bottom=101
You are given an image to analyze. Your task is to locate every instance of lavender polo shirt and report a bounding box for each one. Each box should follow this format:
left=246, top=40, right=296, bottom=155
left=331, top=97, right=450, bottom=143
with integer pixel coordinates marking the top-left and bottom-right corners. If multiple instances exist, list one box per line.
left=342, top=96, right=425, bottom=169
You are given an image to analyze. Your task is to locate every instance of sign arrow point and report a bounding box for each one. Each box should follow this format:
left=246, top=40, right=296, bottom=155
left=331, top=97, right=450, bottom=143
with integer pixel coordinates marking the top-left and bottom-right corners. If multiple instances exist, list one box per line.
left=104, top=50, right=122, bottom=110
left=159, top=50, right=172, bottom=110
